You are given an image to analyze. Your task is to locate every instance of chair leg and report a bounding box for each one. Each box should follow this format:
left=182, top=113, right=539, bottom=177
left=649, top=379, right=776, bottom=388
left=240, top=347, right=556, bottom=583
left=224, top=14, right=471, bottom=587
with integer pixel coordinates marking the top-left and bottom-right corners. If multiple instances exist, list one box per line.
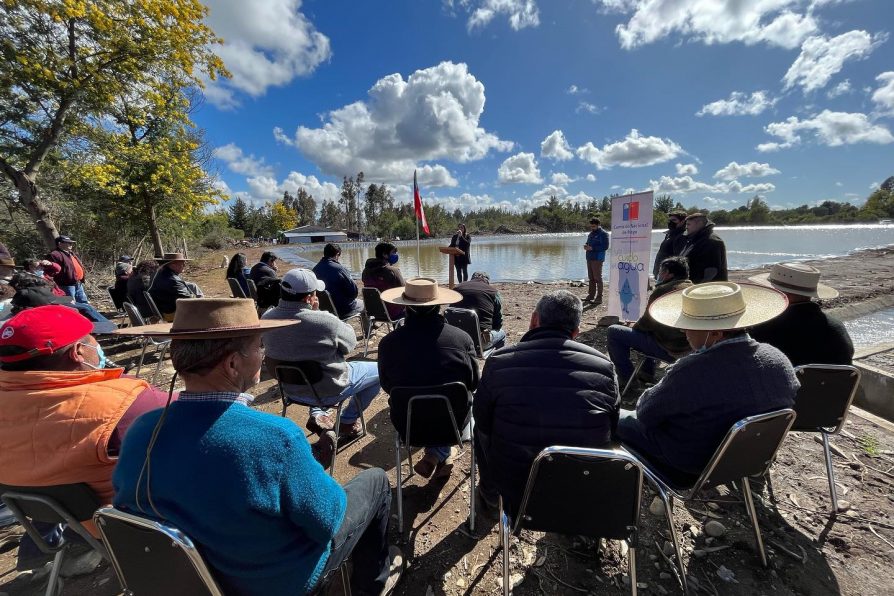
left=135, top=341, right=149, bottom=377
left=821, top=432, right=840, bottom=514
left=500, top=500, right=511, bottom=596
left=352, top=394, right=368, bottom=439
left=45, top=549, right=65, bottom=596
left=622, top=358, right=646, bottom=397
left=150, top=342, right=169, bottom=386
left=280, top=398, right=288, bottom=418
left=658, top=489, right=687, bottom=594
left=395, top=433, right=404, bottom=536
left=741, top=477, right=768, bottom=567
left=628, top=543, right=637, bottom=596
left=469, top=436, right=477, bottom=533
left=340, top=562, right=352, bottom=596
left=330, top=402, right=345, bottom=477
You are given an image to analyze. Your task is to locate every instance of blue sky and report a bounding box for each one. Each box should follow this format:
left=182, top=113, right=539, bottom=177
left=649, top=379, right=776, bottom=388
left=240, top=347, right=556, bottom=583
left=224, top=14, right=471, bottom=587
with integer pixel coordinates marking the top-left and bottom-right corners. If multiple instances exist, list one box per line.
left=199, top=0, right=894, bottom=214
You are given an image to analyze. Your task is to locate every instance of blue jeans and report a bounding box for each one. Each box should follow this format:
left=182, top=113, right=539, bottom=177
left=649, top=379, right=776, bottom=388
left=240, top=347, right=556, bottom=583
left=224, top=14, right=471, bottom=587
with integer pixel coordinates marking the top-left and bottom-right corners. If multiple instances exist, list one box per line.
left=606, top=324, right=672, bottom=381
left=61, top=283, right=89, bottom=304
left=310, top=361, right=380, bottom=424
left=486, top=328, right=507, bottom=350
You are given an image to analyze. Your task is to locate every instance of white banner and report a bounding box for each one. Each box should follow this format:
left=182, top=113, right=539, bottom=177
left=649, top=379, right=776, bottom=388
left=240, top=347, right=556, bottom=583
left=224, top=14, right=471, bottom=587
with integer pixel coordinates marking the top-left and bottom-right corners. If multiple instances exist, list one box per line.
left=607, top=191, right=654, bottom=321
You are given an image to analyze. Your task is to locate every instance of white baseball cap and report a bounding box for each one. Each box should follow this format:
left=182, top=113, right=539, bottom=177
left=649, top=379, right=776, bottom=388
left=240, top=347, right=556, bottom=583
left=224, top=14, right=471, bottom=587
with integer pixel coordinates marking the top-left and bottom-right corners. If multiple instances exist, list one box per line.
left=281, top=268, right=325, bottom=295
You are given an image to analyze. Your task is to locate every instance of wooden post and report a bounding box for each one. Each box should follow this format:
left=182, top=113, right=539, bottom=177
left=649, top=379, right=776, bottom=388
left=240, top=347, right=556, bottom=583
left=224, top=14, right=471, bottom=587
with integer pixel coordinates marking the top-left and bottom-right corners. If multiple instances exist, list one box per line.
left=439, top=247, right=464, bottom=289
left=448, top=254, right=455, bottom=288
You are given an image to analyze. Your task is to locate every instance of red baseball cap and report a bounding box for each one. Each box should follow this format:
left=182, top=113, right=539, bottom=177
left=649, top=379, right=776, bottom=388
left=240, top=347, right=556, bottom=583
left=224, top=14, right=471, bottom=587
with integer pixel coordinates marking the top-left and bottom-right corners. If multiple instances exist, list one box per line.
left=0, top=305, right=93, bottom=363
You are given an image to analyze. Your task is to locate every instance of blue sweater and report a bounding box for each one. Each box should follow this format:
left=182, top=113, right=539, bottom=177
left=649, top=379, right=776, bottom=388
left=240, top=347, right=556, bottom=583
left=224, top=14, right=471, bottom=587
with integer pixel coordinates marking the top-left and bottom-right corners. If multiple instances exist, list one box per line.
left=112, top=401, right=346, bottom=595
left=586, top=228, right=610, bottom=261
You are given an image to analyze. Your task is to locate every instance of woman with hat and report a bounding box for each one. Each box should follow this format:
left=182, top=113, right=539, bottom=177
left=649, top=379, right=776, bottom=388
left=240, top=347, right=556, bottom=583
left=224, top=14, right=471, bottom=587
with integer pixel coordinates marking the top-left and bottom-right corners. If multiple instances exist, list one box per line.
left=113, top=298, right=404, bottom=595
left=749, top=262, right=853, bottom=366
left=616, top=282, right=800, bottom=481
left=147, top=252, right=197, bottom=321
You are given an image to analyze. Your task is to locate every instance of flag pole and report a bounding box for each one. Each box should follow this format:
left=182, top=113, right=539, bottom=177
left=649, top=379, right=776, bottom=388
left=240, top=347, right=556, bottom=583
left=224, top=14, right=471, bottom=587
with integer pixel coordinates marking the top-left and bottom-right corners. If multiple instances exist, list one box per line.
left=416, top=204, right=421, bottom=278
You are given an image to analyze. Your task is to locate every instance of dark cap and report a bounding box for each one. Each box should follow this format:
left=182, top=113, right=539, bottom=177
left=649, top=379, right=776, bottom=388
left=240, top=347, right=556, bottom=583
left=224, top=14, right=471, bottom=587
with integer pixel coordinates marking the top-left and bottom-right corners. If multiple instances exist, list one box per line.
left=55, top=235, right=76, bottom=244
left=118, top=255, right=134, bottom=262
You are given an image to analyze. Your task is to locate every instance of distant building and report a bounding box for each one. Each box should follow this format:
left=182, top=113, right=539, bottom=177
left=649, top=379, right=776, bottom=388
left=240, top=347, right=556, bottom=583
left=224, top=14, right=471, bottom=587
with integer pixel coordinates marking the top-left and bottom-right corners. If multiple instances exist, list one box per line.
left=282, top=225, right=349, bottom=244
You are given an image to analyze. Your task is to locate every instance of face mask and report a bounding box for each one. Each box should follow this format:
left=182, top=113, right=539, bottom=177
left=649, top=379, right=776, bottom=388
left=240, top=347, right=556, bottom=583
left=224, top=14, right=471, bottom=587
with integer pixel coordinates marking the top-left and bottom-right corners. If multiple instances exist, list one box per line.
left=693, top=334, right=712, bottom=354
left=388, top=253, right=399, bottom=265
left=81, top=342, right=108, bottom=369
left=34, top=269, right=44, bottom=277
left=668, top=221, right=678, bottom=230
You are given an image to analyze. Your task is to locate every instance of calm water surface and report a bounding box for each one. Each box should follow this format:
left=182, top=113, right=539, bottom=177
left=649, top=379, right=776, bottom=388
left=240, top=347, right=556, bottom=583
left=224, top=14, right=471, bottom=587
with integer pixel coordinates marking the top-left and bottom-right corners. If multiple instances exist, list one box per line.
left=845, top=308, right=894, bottom=348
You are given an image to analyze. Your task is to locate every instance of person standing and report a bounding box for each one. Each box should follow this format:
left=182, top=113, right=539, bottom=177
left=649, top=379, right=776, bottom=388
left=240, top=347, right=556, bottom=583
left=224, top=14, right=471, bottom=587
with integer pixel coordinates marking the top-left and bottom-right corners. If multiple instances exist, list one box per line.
left=652, top=211, right=688, bottom=278
left=583, top=217, right=609, bottom=304
left=47, top=235, right=89, bottom=304
left=449, top=224, right=472, bottom=283
left=679, top=213, right=727, bottom=284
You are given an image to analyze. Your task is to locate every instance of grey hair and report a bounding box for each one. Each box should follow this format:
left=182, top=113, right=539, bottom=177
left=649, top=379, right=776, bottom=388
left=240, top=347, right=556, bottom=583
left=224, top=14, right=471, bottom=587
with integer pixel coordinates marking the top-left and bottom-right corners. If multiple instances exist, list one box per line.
left=471, top=271, right=490, bottom=282
left=535, top=290, right=582, bottom=333
left=170, top=336, right=255, bottom=375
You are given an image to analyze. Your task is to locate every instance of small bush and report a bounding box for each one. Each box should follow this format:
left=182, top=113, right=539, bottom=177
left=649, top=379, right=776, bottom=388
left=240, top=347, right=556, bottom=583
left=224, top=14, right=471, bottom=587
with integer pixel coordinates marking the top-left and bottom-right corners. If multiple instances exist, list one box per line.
left=201, top=233, right=226, bottom=250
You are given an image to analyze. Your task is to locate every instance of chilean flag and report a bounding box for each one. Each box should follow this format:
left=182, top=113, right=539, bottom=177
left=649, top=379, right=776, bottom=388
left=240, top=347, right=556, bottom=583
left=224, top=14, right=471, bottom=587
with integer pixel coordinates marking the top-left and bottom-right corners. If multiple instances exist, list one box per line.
left=414, top=170, right=430, bottom=235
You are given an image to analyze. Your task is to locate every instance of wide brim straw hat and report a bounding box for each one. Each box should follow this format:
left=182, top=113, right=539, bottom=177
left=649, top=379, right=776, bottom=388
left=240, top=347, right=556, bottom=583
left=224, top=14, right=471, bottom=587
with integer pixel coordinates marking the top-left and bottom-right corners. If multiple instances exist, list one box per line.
left=649, top=282, right=788, bottom=331
left=381, top=277, right=462, bottom=306
left=154, top=252, right=192, bottom=263
left=115, top=297, right=298, bottom=339
left=748, top=262, right=838, bottom=299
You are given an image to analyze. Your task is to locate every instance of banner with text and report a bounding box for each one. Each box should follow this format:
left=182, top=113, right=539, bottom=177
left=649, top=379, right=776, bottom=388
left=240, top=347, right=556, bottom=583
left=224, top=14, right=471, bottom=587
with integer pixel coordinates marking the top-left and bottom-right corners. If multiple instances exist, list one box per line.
left=607, top=191, right=654, bottom=321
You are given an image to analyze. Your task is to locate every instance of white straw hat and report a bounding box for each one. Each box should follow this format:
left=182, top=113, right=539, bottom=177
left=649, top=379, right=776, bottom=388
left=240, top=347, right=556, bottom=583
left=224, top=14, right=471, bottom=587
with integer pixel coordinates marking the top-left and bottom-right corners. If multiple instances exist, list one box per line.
left=648, top=282, right=788, bottom=331
left=748, top=262, right=838, bottom=299
left=381, top=277, right=462, bottom=306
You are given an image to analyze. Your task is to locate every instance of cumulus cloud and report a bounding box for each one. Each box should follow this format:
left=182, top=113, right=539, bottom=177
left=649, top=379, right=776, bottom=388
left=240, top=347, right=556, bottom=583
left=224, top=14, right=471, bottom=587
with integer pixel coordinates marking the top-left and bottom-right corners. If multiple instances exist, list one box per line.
left=576, top=129, right=683, bottom=169
left=426, top=192, right=511, bottom=213
left=676, top=163, right=698, bottom=175
left=872, top=72, right=894, bottom=114
left=713, top=161, right=780, bottom=180
left=498, top=152, right=543, bottom=184
left=648, top=175, right=776, bottom=194
left=827, top=80, right=853, bottom=99
left=782, top=31, right=885, bottom=93
left=696, top=90, right=775, bottom=116
left=759, top=110, right=894, bottom=151
left=203, top=0, right=331, bottom=108
left=586, top=174, right=597, bottom=182
left=540, top=130, right=574, bottom=160
left=595, top=0, right=818, bottom=50
left=551, top=172, right=574, bottom=186
left=566, top=84, right=588, bottom=95
left=213, top=143, right=274, bottom=177
left=576, top=101, right=602, bottom=114
left=240, top=170, right=341, bottom=206
left=276, top=62, right=511, bottom=187
left=448, top=0, right=540, bottom=32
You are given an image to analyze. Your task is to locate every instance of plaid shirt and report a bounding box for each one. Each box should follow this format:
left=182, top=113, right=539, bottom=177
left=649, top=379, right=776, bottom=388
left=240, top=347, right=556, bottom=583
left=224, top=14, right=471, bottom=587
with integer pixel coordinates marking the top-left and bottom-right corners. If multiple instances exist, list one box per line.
left=177, top=391, right=255, bottom=406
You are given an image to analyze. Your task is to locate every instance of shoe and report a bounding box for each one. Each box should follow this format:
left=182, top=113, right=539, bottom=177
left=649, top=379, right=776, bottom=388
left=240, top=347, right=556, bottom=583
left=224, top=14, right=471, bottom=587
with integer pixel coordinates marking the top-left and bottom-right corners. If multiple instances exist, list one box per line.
left=636, top=367, right=657, bottom=384
left=475, top=487, right=500, bottom=524
left=583, top=296, right=594, bottom=302
left=306, top=411, right=335, bottom=434
left=593, top=296, right=603, bottom=305
left=433, top=447, right=457, bottom=479
left=379, top=545, right=405, bottom=596
left=312, top=431, right=337, bottom=469
left=338, top=419, right=363, bottom=439
left=413, top=453, right=441, bottom=478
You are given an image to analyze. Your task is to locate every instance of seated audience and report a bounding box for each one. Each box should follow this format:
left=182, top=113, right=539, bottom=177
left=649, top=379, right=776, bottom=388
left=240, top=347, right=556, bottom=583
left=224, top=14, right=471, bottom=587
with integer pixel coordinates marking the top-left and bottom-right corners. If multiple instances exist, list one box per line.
left=47, top=235, right=90, bottom=304
left=113, top=298, right=403, bottom=595
left=362, top=242, right=405, bottom=321
left=148, top=252, right=197, bottom=321
left=126, top=259, right=159, bottom=318
left=250, top=251, right=282, bottom=308
left=313, top=243, right=363, bottom=318
left=607, top=257, right=692, bottom=388
left=0, top=243, right=17, bottom=319
left=454, top=271, right=506, bottom=350
left=749, top=262, right=854, bottom=366
left=473, top=290, right=619, bottom=515
left=378, top=278, right=478, bottom=480
left=616, top=282, right=799, bottom=481
left=23, top=258, right=66, bottom=296
left=262, top=269, right=381, bottom=467
left=225, top=252, right=251, bottom=296
left=9, top=274, right=116, bottom=332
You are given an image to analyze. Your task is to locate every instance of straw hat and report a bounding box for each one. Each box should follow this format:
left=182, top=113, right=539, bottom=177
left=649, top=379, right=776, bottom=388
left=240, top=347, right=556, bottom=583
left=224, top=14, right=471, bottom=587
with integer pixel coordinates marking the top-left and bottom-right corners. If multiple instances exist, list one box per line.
left=648, top=282, right=788, bottom=331
left=381, top=277, right=462, bottom=306
left=154, top=252, right=191, bottom=263
left=115, top=297, right=298, bottom=339
left=748, top=262, right=838, bottom=299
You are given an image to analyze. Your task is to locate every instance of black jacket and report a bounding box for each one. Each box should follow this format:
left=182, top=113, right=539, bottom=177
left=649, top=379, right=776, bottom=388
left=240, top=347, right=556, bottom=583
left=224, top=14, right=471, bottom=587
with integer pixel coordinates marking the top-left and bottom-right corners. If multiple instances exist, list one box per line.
left=679, top=223, right=727, bottom=283
left=473, top=327, right=620, bottom=513
left=249, top=262, right=278, bottom=285
left=361, top=258, right=406, bottom=320
left=126, top=271, right=153, bottom=317
left=148, top=266, right=192, bottom=315
left=750, top=301, right=854, bottom=366
left=652, top=226, right=686, bottom=277
left=454, top=278, right=502, bottom=331
left=312, top=257, right=359, bottom=318
left=449, top=233, right=471, bottom=266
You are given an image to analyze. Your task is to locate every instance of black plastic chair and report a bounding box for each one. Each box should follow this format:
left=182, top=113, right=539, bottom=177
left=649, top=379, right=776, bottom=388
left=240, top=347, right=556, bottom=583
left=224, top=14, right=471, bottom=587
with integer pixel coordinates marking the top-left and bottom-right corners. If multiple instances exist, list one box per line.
left=790, top=365, right=861, bottom=513
left=0, top=483, right=109, bottom=596
left=227, top=277, right=247, bottom=299
left=317, top=289, right=362, bottom=323
left=500, top=447, right=644, bottom=596
left=123, top=302, right=170, bottom=385
left=628, top=409, right=796, bottom=592
left=361, top=287, right=397, bottom=356
left=274, top=361, right=368, bottom=477
left=444, top=307, right=494, bottom=359
left=142, top=291, right=166, bottom=323
left=388, top=382, right=475, bottom=537
left=106, top=286, right=128, bottom=327
left=94, top=506, right=223, bottom=596
left=246, top=278, right=260, bottom=302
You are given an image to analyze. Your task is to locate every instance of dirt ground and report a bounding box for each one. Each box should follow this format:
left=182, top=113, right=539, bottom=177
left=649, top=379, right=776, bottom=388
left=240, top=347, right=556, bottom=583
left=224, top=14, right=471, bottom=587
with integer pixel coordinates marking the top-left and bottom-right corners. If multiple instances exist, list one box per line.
left=2, top=244, right=893, bottom=596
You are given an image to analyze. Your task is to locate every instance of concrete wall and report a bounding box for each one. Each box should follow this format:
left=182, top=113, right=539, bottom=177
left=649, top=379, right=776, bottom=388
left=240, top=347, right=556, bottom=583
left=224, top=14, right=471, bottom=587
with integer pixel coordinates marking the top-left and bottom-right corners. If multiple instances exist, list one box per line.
left=853, top=343, right=894, bottom=422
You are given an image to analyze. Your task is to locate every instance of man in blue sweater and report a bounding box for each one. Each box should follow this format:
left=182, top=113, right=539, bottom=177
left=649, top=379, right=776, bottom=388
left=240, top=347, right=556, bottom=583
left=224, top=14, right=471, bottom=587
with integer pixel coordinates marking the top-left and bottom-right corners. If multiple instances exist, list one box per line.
left=113, top=298, right=403, bottom=595
left=313, top=243, right=363, bottom=319
left=583, top=217, right=610, bottom=304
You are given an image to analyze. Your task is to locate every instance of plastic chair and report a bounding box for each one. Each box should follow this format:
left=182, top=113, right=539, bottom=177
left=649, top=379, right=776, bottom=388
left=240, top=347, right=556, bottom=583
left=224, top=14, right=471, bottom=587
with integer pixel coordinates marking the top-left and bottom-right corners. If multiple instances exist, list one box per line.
left=499, top=446, right=644, bottom=596
left=246, top=278, right=260, bottom=302
left=628, top=409, right=796, bottom=592
left=1, top=483, right=109, bottom=596
left=142, top=291, right=166, bottom=323
left=444, top=307, right=493, bottom=358
left=106, top=286, right=125, bottom=312
left=123, top=302, right=170, bottom=385
left=361, top=287, right=397, bottom=357
left=790, top=365, right=862, bottom=513
left=318, top=289, right=362, bottom=323
left=94, top=506, right=223, bottom=596
left=388, top=382, right=475, bottom=537
left=227, top=278, right=247, bottom=299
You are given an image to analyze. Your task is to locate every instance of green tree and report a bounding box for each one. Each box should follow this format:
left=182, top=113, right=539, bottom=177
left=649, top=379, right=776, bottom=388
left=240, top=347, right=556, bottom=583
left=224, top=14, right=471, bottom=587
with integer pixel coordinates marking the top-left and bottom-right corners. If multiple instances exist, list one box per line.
left=340, top=172, right=364, bottom=232
left=654, top=194, right=674, bottom=214
left=229, top=197, right=249, bottom=231
left=319, top=199, right=341, bottom=229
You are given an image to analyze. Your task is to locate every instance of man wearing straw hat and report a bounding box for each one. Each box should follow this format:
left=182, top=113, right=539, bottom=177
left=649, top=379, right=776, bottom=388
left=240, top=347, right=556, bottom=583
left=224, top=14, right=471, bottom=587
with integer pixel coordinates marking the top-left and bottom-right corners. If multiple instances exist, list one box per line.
left=113, top=298, right=404, bottom=595
left=147, top=252, right=199, bottom=321
left=749, top=262, right=854, bottom=366
left=616, top=282, right=800, bottom=480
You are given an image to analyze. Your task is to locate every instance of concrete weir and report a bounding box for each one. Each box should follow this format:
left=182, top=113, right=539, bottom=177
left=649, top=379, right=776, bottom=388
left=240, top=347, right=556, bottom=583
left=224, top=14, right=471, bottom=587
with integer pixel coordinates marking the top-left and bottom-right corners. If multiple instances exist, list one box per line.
left=853, top=342, right=894, bottom=422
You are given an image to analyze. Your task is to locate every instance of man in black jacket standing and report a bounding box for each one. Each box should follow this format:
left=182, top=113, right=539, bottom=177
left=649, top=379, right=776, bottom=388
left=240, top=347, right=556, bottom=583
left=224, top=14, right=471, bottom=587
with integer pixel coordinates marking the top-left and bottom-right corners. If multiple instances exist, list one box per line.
left=652, top=211, right=687, bottom=278
left=679, top=213, right=727, bottom=283
left=473, top=290, right=620, bottom=517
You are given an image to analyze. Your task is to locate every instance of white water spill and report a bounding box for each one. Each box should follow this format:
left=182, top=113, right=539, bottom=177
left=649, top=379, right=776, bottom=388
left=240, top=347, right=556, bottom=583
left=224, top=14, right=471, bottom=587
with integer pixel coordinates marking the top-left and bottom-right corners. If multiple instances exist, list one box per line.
left=844, top=308, right=894, bottom=348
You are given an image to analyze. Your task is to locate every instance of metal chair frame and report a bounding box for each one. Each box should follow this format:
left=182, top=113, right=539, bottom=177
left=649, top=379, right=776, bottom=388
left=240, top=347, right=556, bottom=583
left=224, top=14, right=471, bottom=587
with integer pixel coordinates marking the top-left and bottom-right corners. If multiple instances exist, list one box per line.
left=227, top=277, right=248, bottom=298
left=444, top=306, right=494, bottom=359
left=317, top=289, right=362, bottom=323
left=246, top=278, right=260, bottom=302
left=361, top=287, right=396, bottom=357
left=500, top=446, right=644, bottom=596
left=142, top=291, right=166, bottom=323
left=122, top=302, right=170, bottom=385
left=621, top=349, right=675, bottom=397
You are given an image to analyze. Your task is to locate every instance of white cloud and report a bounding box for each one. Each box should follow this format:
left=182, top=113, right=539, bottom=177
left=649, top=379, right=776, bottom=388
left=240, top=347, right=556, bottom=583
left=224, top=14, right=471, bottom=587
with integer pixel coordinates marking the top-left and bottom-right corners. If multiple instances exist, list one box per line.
left=453, top=0, right=540, bottom=31
left=713, top=161, right=780, bottom=180
left=240, top=170, right=341, bottom=206
left=278, top=62, right=511, bottom=187
left=576, top=129, right=684, bottom=169
left=213, top=143, right=274, bottom=177
left=872, top=72, right=894, bottom=114
left=427, top=192, right=510, bottom=213
left=531, top=184, right=568, bottom=201
left=566, top=84, right=589, bottom=95
left=203, top=0, right=331, bottom=108
left=675, top=162, right=698, bottom=175
left=498, top=152, right=543, bottom=184
left=540, top=130, right=574, bottom=161
left=782, top=31, right=885, bottom=93
left=696, top=90, right=775, bottom=116
left=703, top=196, right=734, bottom=206
left=826, top=79, right=853, bottom=98
left=576, top=101, right=602, bottom=114
left=596, top=0, right=818, bottom=50
left=586, top=174, right=597, bottom=182
left=551, top=172, right=575, bottom=186
left=649, top=175, right=776, bottom=194
left=760, top=110, right=894, bottom=150
left=835, top=181, right=843, bottom=187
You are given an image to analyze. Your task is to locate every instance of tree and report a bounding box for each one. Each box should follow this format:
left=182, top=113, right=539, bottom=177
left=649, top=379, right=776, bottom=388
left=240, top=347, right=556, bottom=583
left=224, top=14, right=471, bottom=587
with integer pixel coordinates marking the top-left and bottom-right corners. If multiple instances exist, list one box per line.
left=318, top=200, right=342, bottom=229
left=654, top=194, right=674, bottom=214
left=0, top=0, right=226, bottom=249
left=269, top=200, right=298, bottom=233
left=340, top=172, right=364, bottom=232
left=295, top=188, right=317, bottom=225
left=880, top=176, right=894, bottom=192
left=228, top=197, right=249, bottom=231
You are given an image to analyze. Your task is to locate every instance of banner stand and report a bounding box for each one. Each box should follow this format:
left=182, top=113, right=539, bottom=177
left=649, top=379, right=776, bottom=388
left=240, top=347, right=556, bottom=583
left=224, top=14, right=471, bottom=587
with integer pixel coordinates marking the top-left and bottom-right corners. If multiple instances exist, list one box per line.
left=606, top=191, right=654, bottom=322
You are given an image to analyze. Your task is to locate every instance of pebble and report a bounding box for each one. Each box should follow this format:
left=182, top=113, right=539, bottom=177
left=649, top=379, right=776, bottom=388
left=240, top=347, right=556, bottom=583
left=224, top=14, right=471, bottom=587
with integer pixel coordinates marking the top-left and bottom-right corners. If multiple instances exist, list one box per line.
left=456, top=578, right=466, bottom=588
left=688, top=523, right=701, bottom=538
left=659, top=572, right=672, bottom=580
left=704, top=520, right=727, bottom=537
left=662, top=541, right=675, bottom=556
left=619, top=541, right=629, bottom=558
left=649, top=496, right=666, bottom=516
left=692, top=549, right=706, bottom=558
left=836, top=500, right=852, bottom=513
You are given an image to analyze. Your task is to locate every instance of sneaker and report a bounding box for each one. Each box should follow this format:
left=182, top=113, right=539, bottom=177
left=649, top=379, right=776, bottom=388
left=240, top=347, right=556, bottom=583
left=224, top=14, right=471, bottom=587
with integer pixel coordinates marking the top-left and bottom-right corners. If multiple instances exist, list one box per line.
left=592, top=296, right=603, bottom=305
left=306, top=411, right=335, bottom=434
left=379, top=545, right=405, bottom=596
left=338, top=419, right=363, bottom=439
left=312, top=431, right=337, bottom=469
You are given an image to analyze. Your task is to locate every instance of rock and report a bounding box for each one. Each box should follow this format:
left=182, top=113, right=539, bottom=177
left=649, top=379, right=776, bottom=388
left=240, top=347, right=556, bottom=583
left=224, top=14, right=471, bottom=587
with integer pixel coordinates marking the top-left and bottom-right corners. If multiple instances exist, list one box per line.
left=716, top=565, right=738, bottom=583
left=844, top=510, right=859, bottom=518
left=849, top=461, right=864, bottom=471
left=499, top=574, right=524, bottom=591
left=637, top=583, right=649, bottom=589
left=662, top=541, right=675, bottom=556
left=688, top=523, right=701, bottom=538
left=692, top=549, right=706, bottom=558
left=456, top=578, right=466, bottom=588
left=836, top=500, right=852, bottom=513
left=659, top=572, right=673, bottom=580
left=704, top=520, right=726, bottom=538
left=619, top=540, right=629, bottom=558
left=649, top=496, right=666, bottom=516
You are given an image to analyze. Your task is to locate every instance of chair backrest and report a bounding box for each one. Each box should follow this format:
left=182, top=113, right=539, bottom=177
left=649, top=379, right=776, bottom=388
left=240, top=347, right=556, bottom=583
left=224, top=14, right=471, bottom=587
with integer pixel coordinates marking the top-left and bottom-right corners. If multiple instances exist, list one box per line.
left=444, top=307, right=486, bottom=357
left=388, top=382, right=472, bottom=447
left=107, top=286, right=125, bottom=311
left=143, top=291, right=164, bottom=321
left=123, top=301, right=147, bottom=327
left=512, top=447, right=643, bottom=541
left=316, top=289, right=339, bottom=317
left=692, top=409, right=796, bottom=492
left=246, top=279, right=260, bottom=302
left=227, top=278, right=247, bottom=299
left=94, top=507, right=223, bottom=596
left=362, top=287, right=392, bottom=322
left=272, top=360, right=325, bottom=404
left=792, top=365, right=861, bottom=433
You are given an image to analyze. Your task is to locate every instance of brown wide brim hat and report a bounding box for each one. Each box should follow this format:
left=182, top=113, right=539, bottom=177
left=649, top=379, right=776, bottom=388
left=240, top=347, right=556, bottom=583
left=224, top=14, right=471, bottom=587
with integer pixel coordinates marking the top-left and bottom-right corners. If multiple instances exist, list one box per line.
left=115, top=297, right=298, bottom=339
left=154, top=252, right=192, bottom=263
left=381, top=277, right=462, bottom=306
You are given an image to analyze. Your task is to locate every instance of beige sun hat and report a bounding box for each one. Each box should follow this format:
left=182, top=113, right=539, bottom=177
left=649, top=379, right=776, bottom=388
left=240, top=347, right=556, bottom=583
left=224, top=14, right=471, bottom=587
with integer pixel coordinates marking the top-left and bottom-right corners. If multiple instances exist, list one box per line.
left=115, top=297, right=298, bottom=339
left=154, top=252, right=191, bottom=263
left=381, top=277, right=462, bottom=306
left=648, top=282, right=788, bottom=331
left=748, top=262, right=838, bottom=300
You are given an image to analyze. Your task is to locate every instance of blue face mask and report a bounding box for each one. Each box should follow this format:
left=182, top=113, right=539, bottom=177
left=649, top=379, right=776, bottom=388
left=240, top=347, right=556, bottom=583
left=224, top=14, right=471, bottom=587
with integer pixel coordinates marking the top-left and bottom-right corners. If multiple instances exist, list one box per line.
left=34, top=269, right=44, bottom=277
left=81, top=342, right=108, bottom=369
left=388, top=253, right=399, bottom=265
